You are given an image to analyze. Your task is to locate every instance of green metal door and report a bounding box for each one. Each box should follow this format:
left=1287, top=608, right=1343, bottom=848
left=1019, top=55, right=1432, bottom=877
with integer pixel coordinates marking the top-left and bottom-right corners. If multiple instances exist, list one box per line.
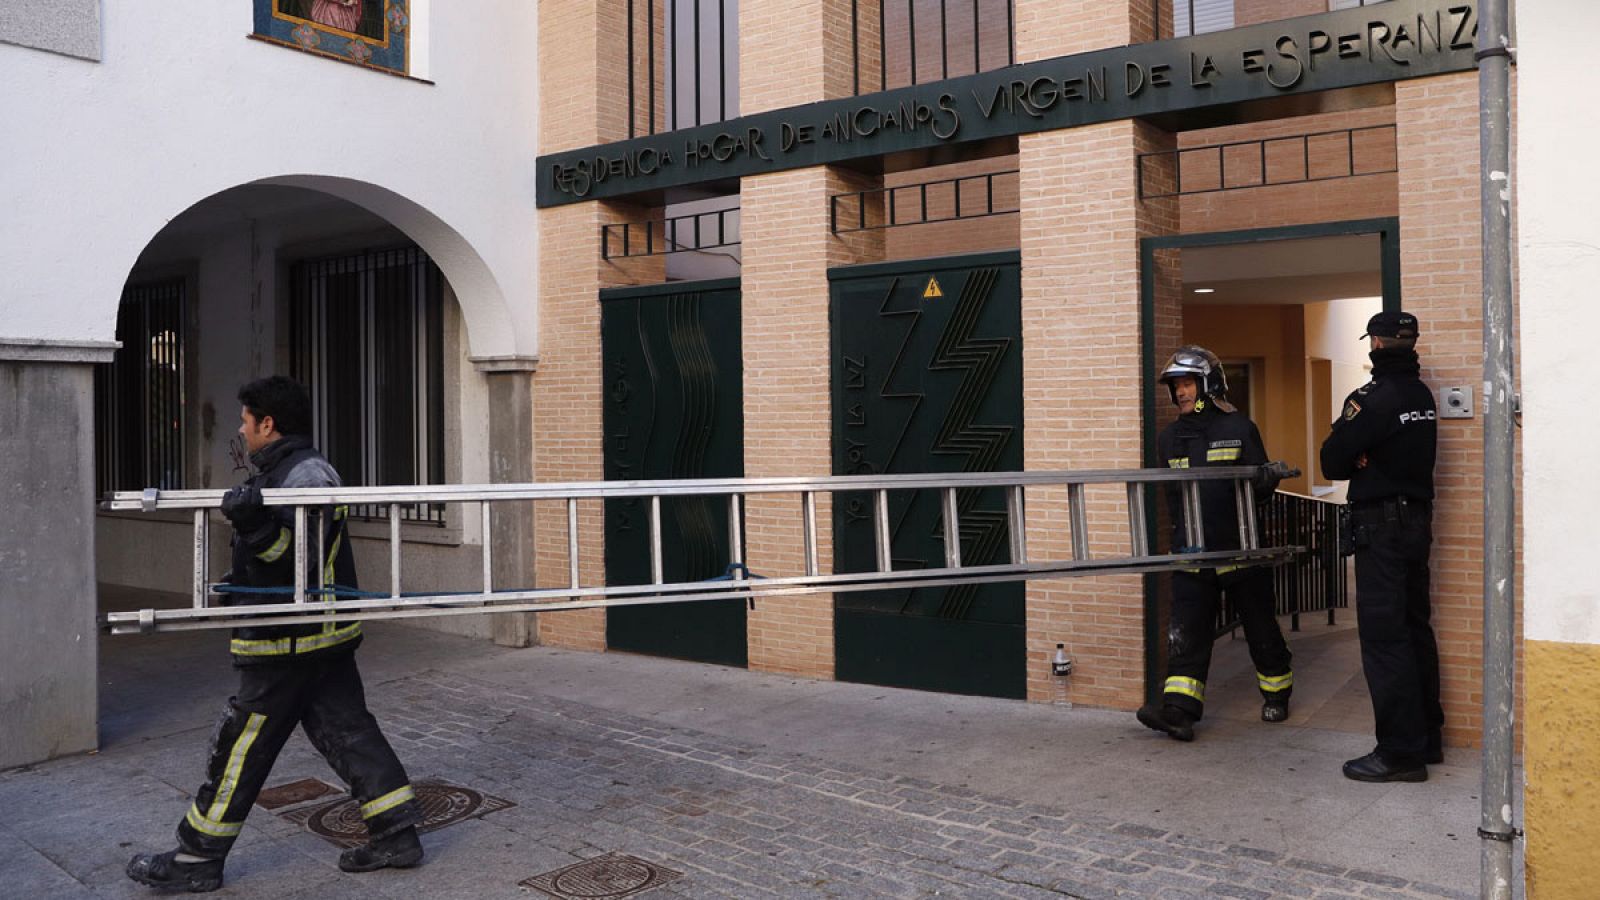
left=829, top=252, right=1025, bottom=698
left=602, top=279, right=747, bottom=667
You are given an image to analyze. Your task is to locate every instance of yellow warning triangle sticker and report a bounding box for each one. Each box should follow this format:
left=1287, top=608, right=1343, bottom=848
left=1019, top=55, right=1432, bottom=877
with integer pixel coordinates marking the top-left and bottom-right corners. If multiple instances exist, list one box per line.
left=922, top=276, right=943, bottom=299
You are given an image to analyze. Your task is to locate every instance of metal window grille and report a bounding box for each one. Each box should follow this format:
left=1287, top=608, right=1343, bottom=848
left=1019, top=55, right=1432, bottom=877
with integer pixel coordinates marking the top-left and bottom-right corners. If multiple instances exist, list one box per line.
left=861, top=0, right=1015, bottom=95
left=289, top=247, right=446, bottom=525
left=626, top=0, right=738, bottom=138
left=95, top=279, right=187, bottom=496
left=1154, top=1, right=1387, bottom=40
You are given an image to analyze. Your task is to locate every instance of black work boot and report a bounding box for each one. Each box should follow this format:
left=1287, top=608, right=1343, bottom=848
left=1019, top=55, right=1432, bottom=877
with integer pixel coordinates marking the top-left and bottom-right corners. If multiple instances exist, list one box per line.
left=1136, top=704, right=1196, bottom=742
left=126, top=849, right=224, bottom=893
left=1261, top=697, right=1290, bottom=723
left=339, top=825, right=424, bottom=873
left=1342, top=750, right=1427, bottom=783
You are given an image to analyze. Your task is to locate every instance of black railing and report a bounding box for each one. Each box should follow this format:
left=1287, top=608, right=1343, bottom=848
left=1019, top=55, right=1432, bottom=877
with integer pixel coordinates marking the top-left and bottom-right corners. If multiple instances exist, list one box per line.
left=1216, top=490, right=1347, bottom=635
left=625, top=0, right=737, bottom=138
left=831, top=169, right=1019, bottom=233
left=1137, top=124, right=1397, bottom=200
left=602, top=206, right=741, bottom=259
left=854, top=0, right=1015, bottom=95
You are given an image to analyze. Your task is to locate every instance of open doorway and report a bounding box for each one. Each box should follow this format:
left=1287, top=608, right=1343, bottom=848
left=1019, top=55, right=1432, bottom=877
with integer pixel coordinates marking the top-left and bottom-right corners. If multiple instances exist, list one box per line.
left=1139, top=218, right=1398, bottom=735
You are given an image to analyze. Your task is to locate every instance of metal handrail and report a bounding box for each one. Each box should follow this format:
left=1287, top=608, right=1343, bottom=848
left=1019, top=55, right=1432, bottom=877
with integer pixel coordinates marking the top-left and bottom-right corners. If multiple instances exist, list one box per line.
left=101, top=466, right=1295, bottom=635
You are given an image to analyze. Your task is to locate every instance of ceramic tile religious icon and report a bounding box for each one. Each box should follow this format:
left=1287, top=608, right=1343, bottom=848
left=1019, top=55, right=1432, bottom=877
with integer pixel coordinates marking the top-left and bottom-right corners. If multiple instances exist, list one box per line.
left=252, top=0, right=409, bottom=75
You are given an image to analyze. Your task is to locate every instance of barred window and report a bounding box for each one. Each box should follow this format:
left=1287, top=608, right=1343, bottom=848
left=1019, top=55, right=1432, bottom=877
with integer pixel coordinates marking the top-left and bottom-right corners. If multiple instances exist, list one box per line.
left=95, top=278, right=187, bottom=496
left=290, top=246, right=446, bottom=524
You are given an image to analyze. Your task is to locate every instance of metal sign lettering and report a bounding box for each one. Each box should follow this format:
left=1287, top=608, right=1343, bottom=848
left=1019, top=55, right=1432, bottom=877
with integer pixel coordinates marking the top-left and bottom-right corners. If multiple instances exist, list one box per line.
left=537, top=0, right=1476, bottom=207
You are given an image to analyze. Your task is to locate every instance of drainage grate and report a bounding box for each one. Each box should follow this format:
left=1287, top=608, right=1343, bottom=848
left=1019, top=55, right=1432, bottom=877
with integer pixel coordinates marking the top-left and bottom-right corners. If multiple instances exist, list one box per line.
left=280, top=778, right=515, bottom=848
left=521, top=853, right=683, bottom=900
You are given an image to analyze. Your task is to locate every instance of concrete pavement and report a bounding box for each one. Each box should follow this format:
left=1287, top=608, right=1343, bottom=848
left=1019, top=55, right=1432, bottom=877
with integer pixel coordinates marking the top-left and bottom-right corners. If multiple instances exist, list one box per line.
left=0, top=600, right=1514, bottom=899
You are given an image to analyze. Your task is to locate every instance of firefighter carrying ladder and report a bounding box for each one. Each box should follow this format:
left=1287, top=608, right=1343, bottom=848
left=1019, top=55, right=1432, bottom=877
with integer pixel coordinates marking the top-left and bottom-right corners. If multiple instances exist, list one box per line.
left=101, top=467, right=1296, bottom=635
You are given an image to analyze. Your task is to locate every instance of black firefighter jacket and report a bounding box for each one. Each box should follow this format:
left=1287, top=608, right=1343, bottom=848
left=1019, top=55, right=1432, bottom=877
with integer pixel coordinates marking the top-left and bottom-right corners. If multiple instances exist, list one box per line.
left=224, top=435, right=362, bottom=665
left=1157, top=399, right=1277, bottom=555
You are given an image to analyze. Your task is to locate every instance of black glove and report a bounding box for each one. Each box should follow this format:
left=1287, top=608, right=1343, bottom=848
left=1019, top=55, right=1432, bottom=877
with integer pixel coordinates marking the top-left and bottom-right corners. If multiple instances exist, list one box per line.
left=221, top=484, right=271, bottom=534
left=1254, top=461, right=1301, bottom=496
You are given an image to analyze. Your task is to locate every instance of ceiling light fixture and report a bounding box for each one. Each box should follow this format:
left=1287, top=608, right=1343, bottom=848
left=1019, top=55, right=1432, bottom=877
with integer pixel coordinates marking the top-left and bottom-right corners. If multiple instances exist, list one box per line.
left=1192, top=287, right=1215, bottom=294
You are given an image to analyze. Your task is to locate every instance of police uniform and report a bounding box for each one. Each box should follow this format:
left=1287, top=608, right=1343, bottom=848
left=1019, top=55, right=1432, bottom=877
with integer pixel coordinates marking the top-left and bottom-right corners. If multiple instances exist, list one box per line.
left=1137, top=347, right=1293, bottom=742
left=1319, top=311, right=1443, bottom=781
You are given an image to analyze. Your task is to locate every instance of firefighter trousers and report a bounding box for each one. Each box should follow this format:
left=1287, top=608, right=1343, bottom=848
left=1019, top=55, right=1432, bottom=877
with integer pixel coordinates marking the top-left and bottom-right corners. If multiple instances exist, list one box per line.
left=1352, top=505, right=1443, bottom=763
left=1162, top=567, right=1293, bottom=720
left=176, top=652, right=419, bottom=859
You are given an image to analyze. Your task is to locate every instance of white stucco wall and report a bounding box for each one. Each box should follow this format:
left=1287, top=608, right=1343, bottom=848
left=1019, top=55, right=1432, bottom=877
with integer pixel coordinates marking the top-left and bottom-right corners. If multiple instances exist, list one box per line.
left=1520, top=3, right=1600, bottom=645
left=0, top=0, right=538, bottom=360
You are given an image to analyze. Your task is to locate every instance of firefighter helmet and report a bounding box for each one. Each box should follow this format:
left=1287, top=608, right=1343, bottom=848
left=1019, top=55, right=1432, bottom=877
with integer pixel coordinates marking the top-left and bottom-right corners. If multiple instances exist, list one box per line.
left=1158, top=345, right=1235, bottom=412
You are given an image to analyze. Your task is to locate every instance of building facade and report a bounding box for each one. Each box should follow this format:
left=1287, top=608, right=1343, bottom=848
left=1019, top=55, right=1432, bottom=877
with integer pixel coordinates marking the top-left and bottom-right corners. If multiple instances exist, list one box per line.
left=12, top=0, right=1600, bottom=892
left=1, top=0, right=541, bottom=769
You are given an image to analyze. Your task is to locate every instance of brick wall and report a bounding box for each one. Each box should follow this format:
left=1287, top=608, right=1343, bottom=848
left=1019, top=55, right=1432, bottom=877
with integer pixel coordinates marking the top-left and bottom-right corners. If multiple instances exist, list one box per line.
left=1018, top=116, right=1178, bottom=709
left=1395, top=72, right=1519, bottom=749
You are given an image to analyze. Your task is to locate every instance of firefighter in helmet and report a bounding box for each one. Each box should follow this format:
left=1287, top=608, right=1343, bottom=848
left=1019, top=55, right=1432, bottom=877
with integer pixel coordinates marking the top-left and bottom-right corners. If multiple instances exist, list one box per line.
left=1137, top=345, right=1297, bottom=742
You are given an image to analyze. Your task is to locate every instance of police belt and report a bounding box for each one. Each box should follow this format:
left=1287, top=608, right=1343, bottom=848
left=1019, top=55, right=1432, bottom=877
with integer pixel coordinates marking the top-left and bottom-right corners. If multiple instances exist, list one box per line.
left=1348, top=496, right=1431, bottom=525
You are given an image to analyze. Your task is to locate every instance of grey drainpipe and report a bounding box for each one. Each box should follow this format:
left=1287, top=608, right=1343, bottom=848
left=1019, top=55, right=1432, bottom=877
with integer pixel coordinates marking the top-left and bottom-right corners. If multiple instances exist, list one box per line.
left=1475, top=0, right=1518, bottom=897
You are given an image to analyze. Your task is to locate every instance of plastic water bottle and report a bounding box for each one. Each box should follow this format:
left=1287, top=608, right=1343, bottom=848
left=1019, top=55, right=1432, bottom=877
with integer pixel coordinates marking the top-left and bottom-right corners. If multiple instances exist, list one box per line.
left=1051, top=643, right=1073, bottom=708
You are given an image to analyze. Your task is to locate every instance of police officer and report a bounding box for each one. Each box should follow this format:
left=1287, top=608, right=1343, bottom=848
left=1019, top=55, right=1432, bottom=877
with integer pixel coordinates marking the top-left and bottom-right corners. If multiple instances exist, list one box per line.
left=1137, top=346, right=1296, bottom=743
left=1320, top=311, right=1443, bottom=783
left=126, top=376, right=423, bottom=892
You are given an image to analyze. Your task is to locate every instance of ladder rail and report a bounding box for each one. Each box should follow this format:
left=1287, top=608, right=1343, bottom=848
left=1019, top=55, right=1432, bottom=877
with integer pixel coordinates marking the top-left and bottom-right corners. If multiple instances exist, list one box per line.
left=103, top=466, right=1288, bottom=635
left=104, top=548, right=1297, bottom=635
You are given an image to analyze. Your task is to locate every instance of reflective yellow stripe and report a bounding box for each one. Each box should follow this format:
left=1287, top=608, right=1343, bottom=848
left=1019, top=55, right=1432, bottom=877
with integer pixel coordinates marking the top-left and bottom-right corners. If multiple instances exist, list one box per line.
left=1164, top=676, right=1205, bottom=702
left=186, top=804, right=243, bottom=838
left=296, top=622, right=362, bottom=654
left=322, top=528, right=345, bottom=635
left=256, top=527, right=292, bottom=563
left=1258, top=671, right=1294, bottom=692
left=360, top=785, right=416, bottom=820
left=1167, top=458, right=1190, bottom=469
left=230, top=636, right=293, bottom=656
left=1206, top=447, right=1242, bottom=462
left=207, top=713, right=265, bottom=822
left=230, top=623, right=360, bottom=657
left=1180, top=564, right=1244, bottom=576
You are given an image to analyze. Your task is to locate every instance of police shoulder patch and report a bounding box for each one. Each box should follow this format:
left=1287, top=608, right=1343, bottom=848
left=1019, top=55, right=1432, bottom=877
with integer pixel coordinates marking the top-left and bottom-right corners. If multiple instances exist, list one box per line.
left=1343, top=399, right=1363, bottom=421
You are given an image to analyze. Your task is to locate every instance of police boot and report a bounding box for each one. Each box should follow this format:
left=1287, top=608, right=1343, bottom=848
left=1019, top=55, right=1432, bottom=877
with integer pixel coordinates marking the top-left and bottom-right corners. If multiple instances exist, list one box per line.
left=1136, top=704, right=1196, bottom=742
left=1261, top=697, right=1290, bottom=723
left=126, top=849, right=224, bottom=893
left=1342, top=750, right=1427, bottom=784
left=338, top=825, right=424, bottom=873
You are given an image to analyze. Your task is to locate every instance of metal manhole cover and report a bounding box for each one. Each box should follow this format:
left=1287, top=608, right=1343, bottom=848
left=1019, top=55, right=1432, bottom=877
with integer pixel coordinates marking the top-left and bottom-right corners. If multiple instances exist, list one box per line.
left=284, top=778, right=514, bottom=847
left=255, top=777, right=339, bottom=811
left=521, top=853, right=683, bottom=900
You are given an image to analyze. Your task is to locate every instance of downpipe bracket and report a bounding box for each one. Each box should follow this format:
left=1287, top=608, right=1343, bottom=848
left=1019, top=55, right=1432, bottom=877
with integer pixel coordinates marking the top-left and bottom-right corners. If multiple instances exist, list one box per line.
left=1476, top=827, right=1521, bottom=844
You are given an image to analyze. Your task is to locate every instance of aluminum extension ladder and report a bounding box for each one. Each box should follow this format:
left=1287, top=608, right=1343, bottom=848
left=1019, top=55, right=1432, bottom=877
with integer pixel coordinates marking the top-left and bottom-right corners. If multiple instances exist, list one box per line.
left=101, top=467, right=1298, bottom=635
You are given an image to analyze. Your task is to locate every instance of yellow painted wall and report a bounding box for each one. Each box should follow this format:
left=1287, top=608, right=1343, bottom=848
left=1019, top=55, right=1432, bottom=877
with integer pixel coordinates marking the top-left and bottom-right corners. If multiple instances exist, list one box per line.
left=1182, top=304, right=1311, bottom=494
left=1525, top=638, right=1600, bottom=898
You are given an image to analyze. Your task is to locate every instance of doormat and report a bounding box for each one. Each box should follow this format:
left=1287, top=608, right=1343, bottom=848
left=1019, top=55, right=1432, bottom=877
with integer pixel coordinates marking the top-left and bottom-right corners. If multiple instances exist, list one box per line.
left=521, top=853, right=684, bottom=900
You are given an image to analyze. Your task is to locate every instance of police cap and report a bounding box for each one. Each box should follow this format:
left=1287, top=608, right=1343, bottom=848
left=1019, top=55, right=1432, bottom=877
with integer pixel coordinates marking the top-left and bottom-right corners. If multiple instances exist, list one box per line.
left=1360, top=311, right=1420, bottom=340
